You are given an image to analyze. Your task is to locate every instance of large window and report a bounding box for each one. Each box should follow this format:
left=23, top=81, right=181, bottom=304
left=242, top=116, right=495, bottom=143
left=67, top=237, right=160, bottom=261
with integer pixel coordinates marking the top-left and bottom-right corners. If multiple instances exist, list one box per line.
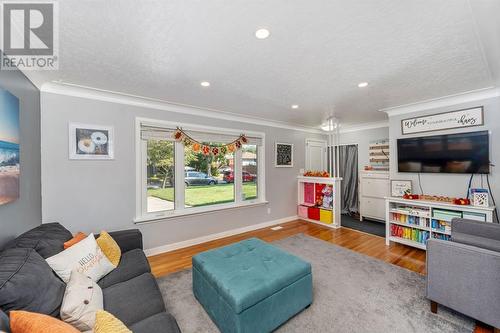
left=146, top=140, right=175, bottom=212
left=184, top=143, right=234, bottom=207
left=242, top=144, right=258, bottom=201
left=137, top=120, right=265, bottom=221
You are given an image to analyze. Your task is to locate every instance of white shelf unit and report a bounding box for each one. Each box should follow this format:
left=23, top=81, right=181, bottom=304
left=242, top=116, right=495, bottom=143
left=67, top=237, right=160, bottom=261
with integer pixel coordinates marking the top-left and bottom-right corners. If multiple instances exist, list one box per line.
left=359, top=170, right=390, bottom=222
left=297, top=176, right=342, bottom=229
left=385, top=196, right=495, bottom=250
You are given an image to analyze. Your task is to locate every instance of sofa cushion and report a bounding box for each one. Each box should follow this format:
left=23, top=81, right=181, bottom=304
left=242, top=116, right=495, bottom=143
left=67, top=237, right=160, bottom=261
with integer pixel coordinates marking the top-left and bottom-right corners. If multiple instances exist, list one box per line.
left=103, top=273, right=165, bottom=326
left=94, top=310, right=131, bottom=333
left=98, top=249, right=150, bottom=289
left=0, top=309, right=9, bottom=332
left=107, top=230, right=143, bottom=253
left=60, top=270, right=103, bottom=331
left=64, top=232, right=87, bottom=250
left=452, top=232, right=500, bottom=252
left=129, top=312, right=181, bottom=333
left=0, top=248, right=65, bottom=316
left=96, top=231, right=121, bottom=267
left=9, top=310, right=79, bottom=333
left=4, top=223, right=73, bottom=259
left=45, top=233, right=116, bottom=283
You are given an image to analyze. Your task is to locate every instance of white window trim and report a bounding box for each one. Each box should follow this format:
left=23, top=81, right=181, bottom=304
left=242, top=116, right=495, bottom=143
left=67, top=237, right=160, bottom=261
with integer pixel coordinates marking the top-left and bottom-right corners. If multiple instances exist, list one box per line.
left=135, top=117, right=267, bottom=223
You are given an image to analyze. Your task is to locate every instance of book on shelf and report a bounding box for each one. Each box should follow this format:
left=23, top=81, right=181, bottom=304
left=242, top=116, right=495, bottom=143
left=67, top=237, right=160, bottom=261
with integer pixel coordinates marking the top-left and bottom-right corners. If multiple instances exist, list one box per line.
left=390, top=225, right=430, bottom=244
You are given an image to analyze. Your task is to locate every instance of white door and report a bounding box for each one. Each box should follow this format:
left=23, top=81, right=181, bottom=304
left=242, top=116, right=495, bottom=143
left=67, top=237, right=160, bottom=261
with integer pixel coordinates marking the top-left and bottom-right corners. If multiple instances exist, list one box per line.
left=305, top=139, right=327, bottom=170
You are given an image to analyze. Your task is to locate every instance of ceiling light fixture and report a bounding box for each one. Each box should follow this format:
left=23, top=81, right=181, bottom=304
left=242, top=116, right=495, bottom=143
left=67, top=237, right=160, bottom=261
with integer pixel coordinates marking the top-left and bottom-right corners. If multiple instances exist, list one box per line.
left=200, top=81, right=211, bottom=87
left=255, top=28, right=270, bottom=39
left=358, top=82, right=369, bottom=88
left=321, top=117, right=339, bottom=132
left=291, top=104, right=299, bottom=109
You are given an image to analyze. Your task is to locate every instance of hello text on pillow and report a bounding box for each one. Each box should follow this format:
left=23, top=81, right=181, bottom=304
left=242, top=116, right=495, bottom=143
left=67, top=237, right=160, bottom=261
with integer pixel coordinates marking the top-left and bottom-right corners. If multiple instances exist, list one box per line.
left=46, top=234, right=115, bottom=283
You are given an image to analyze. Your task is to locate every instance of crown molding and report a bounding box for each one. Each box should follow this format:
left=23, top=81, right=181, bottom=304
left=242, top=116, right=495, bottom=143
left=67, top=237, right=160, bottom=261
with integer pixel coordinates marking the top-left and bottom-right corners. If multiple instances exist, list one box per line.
left=41, top=81, right=324, bottom=134
left=379, top=87, right=500, bottom=117
left=338, top=120, right=389, bottom=134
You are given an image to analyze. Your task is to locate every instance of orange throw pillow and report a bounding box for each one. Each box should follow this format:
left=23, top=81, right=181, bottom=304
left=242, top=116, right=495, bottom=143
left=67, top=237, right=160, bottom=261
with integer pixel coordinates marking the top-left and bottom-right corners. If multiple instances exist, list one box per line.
left=10, top=310, right=80, bottom=333
left=63, top=232, right=87, bottom=249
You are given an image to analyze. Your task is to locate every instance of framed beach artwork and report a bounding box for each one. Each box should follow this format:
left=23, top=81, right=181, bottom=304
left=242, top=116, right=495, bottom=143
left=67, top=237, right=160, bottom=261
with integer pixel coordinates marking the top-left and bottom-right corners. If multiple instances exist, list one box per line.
left=275, top=142, right=293, bottom=167
left=0, top=88, right=20, bottom=205
left=69, top=123, right=114, bottom=160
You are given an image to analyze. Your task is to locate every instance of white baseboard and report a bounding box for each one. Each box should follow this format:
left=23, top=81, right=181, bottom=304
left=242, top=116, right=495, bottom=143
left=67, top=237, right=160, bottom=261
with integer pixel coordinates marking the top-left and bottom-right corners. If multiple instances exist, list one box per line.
left=144, top=215, right=298, bottom=257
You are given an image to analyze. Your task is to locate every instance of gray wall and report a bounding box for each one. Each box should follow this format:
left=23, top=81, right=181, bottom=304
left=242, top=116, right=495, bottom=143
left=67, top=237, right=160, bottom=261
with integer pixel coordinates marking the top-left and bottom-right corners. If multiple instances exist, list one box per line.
left=0, top=69, right=41, bottom=248
left=389, top=96, right=499, bottom=205
left=339, top=126, right=389, bottom=171
left=40, top=92, right=326, bottom=250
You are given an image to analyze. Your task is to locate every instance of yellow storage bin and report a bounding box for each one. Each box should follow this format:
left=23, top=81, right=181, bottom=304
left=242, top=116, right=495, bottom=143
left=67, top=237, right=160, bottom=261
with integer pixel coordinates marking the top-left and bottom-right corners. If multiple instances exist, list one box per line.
left=319, top=209, right=333, bottom=224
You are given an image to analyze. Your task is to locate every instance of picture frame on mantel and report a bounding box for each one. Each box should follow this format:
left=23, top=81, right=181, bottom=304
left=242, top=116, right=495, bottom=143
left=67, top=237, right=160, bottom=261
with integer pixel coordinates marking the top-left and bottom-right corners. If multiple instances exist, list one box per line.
left=401, top=106, right=483, bottom=135
left=275, top=142, right=294, bottom=167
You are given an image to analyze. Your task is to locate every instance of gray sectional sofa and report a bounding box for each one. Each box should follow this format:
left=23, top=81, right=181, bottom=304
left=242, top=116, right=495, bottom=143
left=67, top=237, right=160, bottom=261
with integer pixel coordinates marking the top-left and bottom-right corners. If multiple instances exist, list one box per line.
left=0, top=223, right=180, bottom=333
left=427, top=218, right=500, bottom=331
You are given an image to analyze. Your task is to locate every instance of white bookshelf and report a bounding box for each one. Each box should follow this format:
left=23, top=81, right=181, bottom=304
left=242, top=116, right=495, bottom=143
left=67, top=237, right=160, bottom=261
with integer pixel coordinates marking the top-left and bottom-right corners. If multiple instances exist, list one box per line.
left=385, top=196, right=495, bottom=250
left=297, top=176, right=342, bottom=229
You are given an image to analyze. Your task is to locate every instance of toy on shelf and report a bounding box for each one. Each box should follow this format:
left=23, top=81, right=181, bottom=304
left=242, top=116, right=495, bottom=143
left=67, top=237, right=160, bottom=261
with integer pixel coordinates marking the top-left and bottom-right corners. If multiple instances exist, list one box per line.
left=315, top=183, right=325, bottom=206
left=453, top=198, right=471, bottom=206
left=402, top=193, right=471, bottom=205
left=321, top=185, right=333, bottom=209
left=303, top=170, right=330, bottom=177
left=419, top=195, right=455, bottom=203
left=403, top=194, right=420, bottom=200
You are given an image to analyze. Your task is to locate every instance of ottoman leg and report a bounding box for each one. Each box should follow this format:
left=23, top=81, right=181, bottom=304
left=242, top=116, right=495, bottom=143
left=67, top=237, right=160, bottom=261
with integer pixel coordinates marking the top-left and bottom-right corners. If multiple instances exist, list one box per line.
left=430, top=301, right=438, bottom=314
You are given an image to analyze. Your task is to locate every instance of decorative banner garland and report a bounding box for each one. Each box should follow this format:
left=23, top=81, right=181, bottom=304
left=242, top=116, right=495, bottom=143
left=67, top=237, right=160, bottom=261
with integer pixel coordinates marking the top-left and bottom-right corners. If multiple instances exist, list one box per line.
left=173, top=127, right=248, bottom=156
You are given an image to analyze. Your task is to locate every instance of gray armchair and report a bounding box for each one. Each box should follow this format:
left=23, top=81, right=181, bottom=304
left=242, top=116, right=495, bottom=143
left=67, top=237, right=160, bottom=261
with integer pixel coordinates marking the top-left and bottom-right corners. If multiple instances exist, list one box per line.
left=427, top=218, right=500, bottom=332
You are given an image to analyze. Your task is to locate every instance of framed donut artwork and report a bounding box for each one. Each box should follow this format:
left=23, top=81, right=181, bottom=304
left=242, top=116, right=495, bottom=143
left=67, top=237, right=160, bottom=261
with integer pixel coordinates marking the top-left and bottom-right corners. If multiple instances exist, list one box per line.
left=69, top=123, right=114, bottom=160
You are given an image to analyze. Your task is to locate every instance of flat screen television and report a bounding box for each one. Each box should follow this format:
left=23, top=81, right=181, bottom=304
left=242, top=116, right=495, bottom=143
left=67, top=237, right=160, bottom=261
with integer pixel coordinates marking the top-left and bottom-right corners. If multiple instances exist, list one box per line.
left=397, top=131, right=490, bottom=174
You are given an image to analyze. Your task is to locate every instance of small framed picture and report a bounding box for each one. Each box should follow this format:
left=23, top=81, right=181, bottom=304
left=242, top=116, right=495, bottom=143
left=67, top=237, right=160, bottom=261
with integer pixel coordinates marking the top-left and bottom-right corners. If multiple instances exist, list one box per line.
left=391, top=180, right=412, bottom=197
left=69, top=123, right=114, bottom=160
left=275, top=142, right=293, bottom=167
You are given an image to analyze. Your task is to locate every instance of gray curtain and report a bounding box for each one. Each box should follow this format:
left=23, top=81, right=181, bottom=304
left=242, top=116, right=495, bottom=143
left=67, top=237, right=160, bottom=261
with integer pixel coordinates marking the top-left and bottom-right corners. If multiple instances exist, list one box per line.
left=337, top=145, right=359, bottom=214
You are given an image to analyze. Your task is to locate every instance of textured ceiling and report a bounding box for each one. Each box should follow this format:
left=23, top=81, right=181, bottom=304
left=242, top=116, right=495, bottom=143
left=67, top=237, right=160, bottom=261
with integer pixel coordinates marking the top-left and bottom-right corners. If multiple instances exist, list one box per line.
left=23, top=0, right=499, bottom=127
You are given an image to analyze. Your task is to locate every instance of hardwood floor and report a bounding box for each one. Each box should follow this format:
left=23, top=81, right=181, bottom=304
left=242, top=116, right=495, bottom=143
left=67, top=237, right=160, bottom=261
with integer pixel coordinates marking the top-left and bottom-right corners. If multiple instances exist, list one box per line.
left=148, top=219, right=426, bottom=277
left=147, top=219, right=491, bottom=333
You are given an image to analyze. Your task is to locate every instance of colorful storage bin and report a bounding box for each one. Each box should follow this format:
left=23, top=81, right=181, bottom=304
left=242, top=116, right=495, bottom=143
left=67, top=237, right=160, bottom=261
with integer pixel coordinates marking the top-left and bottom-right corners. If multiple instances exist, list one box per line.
left=298, top=205, right=308, bottom=218
left=303, top=183, right=315, bottom=205
left=319, top=209, right=332, bottom=224
left=432, top=209, right=462, bottom=222
left=308, top=207, right=320, bottom=221
left=315, top=183, right=325, bottom=206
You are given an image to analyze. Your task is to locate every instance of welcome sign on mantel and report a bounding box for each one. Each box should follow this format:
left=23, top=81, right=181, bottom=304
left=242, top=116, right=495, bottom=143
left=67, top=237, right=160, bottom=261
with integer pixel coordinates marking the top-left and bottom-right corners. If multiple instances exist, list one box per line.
left=401, top=107, right=484, bottom=135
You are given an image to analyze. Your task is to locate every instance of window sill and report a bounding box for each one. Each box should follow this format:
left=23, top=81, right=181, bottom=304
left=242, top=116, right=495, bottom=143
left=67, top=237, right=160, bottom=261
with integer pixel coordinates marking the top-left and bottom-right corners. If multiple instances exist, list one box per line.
left=134, top=200, right=269, bottom=224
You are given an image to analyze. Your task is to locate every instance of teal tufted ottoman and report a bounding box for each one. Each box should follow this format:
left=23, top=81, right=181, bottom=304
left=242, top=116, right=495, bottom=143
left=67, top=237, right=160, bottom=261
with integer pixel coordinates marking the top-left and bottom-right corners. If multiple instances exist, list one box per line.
left=192, top=238, right=312, bottom=333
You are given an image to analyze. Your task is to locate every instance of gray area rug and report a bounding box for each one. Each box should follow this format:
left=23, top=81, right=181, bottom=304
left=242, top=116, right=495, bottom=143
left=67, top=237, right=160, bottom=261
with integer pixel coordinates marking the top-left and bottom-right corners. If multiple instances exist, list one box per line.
left=157, top=234, right=474, bottom=333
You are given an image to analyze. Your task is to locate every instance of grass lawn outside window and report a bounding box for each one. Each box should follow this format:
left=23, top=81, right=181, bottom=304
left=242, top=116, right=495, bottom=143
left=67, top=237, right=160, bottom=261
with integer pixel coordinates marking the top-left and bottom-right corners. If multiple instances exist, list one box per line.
left=148, top=182, right=257, bottom=208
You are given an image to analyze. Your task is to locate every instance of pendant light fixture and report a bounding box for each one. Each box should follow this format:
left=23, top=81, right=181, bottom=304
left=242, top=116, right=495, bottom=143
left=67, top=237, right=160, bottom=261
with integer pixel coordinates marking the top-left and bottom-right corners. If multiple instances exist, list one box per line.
left=321, top=116, right=339, bottom=132
left=321, top=110, right=341, bottom=177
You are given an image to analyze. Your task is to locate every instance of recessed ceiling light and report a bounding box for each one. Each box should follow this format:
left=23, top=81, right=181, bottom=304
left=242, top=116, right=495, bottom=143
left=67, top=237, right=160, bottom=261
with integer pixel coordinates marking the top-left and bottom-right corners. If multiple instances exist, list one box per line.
left=291, top=104, right=299, bottom=109
left=255, top=28, right=270, bottom=39
left=200, top=81, right=210, bottom=87
left=358, top=82, right=369, bottom=88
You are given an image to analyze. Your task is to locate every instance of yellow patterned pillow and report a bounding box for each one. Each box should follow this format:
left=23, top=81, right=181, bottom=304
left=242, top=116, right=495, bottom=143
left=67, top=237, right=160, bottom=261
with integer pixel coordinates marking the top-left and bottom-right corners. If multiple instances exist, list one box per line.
left=94, top=310, right=131, bottom=333
left=96, top=231, right=121, bottom=267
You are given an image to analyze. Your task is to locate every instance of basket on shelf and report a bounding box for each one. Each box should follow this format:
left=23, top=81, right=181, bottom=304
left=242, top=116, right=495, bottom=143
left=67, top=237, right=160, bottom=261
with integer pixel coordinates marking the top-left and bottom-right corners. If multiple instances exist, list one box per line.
left=472, top=191, right=489, bottom=207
